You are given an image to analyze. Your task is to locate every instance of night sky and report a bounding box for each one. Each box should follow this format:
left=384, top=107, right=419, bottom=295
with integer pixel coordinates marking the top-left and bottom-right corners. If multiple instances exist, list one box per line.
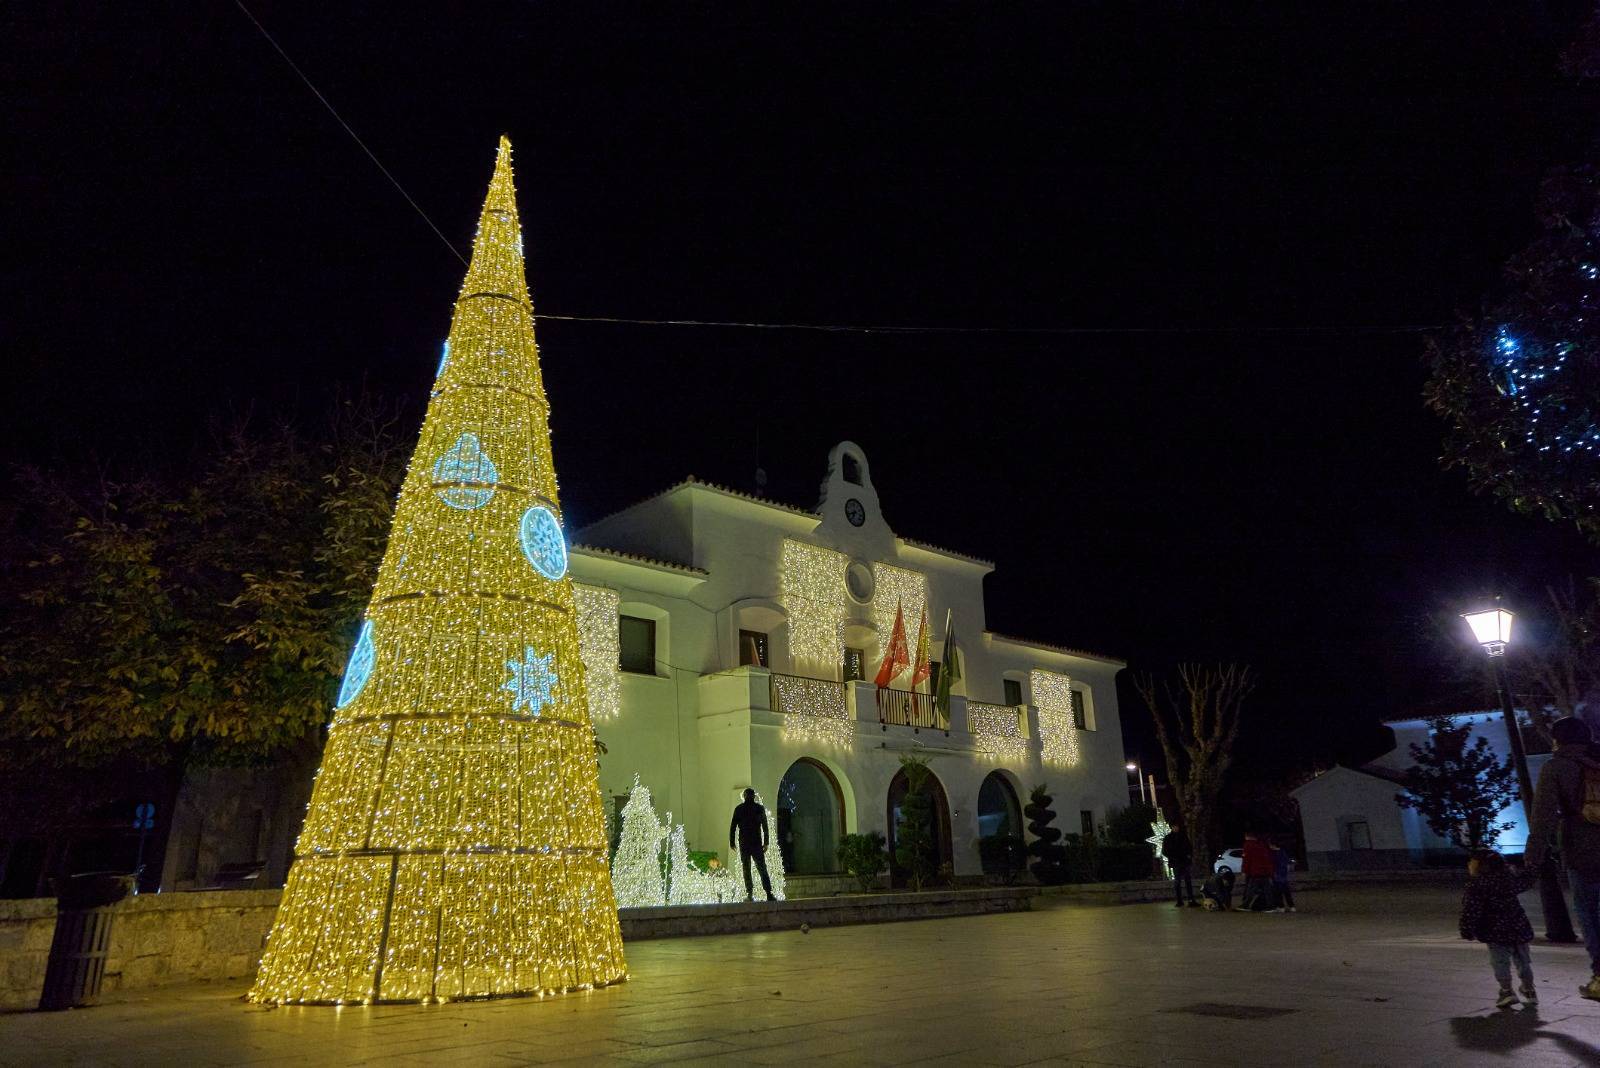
left=6, top=3, right=1598, bottom=783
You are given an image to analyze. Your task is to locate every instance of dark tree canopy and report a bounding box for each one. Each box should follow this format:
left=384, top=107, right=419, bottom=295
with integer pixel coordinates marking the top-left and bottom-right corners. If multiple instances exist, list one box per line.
left=1425, top=15, right=1600, bottom=545
left=0, top=400, right=407, bottom=773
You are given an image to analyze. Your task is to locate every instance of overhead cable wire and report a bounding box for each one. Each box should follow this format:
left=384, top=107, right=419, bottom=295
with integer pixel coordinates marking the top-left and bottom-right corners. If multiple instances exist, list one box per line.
left=235, top=4, right=1441, bottom=339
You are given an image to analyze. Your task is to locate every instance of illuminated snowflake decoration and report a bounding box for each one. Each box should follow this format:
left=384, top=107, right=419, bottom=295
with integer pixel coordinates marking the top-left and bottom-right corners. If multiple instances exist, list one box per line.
left=502, top=645, right=557, bottom=716
left=518, top=504, right=568, bottom=580
left=430, top=432, right=499, bottom=510
left=335, top=620, right=375, bottom=709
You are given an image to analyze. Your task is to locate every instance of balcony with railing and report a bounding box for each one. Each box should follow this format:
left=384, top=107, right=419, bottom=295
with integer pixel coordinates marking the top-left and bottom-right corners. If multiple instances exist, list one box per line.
left=696, top=665, right=1059, bottom=762
left=873, top=686, right=948, bottom=732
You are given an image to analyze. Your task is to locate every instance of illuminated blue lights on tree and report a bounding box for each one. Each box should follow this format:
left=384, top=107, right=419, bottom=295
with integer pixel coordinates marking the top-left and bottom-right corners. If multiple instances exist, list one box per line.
left=430, top=431, right=499, bottom=509
left=518, top=504, right=568, bottom=580
left=503, top=645, right=558, bottom=716
left=336, top=620, right=376, bottom=709
left=436, top=340, right=451, bottom=379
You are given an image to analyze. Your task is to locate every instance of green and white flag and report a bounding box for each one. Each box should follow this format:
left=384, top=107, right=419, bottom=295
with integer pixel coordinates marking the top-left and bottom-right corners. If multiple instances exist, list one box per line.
left=934, top=607, right=962, bottom=716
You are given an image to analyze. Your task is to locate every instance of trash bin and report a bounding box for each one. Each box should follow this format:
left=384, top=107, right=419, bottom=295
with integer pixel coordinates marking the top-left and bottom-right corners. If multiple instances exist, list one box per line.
left=37, top=872, right=137, bottom=1011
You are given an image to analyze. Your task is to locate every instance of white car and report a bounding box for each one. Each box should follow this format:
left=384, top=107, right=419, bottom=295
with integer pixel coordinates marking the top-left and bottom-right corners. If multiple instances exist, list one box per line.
left=1214, top=847, right=1294, bottom=875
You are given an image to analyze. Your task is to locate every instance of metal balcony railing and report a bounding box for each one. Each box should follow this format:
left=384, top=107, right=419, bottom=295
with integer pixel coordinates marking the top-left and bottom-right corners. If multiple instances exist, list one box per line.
left=875, top=686, right=948, bottom=732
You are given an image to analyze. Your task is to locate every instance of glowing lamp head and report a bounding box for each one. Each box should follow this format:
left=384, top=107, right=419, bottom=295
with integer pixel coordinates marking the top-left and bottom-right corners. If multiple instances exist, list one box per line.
left=1125, top=762, right=1138, bottom=772
left=1463, top=608, right=1514, bottom=656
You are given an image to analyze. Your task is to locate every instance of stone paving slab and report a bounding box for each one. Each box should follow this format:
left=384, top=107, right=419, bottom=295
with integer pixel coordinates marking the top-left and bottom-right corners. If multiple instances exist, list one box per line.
left=3, top=886, right=1599, bottom=1066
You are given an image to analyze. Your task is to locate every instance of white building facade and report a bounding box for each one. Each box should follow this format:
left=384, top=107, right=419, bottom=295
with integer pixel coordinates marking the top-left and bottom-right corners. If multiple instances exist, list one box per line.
left=568, top=442, right=1129, bottom=883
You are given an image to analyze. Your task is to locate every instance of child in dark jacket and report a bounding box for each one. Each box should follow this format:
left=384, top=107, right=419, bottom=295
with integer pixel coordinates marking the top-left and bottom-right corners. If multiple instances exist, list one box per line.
left=1459, top=850, right=1540, bottom=1008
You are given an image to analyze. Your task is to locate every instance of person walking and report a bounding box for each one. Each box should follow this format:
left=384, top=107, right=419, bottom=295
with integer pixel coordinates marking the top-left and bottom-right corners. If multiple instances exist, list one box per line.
left=1239, top=832, right=1275, bottom=911
left=1162, top=826, right=1198, bottom=907
left=1526, top=716, right=1600, bottom=999
left=1269, top=837, right=1296, bottom=913
left=1459, top=850, right=1540, bottom=1008
left=729, top=788, right=776, bottom=902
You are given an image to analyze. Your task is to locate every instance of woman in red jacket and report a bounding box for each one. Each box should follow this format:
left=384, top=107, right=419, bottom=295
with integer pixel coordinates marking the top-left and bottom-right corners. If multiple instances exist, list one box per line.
left=1240, top=832, right=1276, bottom=911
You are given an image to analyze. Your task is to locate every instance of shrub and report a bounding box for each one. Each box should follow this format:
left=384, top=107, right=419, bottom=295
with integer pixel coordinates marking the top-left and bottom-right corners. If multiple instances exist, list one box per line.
left=1025, top=784, right=1069, bottom=885
left=837, top=832, right=888, bottom=891
left=978, top=834, right=1027, bottom=884
left=895, top=757, right=938, bottom=891
left=1103, top=803, right=1155, bottom=846
left=1095, top=843, right=1157, bottom=882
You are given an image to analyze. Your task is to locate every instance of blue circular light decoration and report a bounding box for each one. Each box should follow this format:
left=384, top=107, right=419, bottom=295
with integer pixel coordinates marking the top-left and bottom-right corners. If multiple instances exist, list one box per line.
left=519, top=504, right=568, bottom=580
left=336, top=620, right=376, bottom=709
left=431, top=432, right=498, bottom=510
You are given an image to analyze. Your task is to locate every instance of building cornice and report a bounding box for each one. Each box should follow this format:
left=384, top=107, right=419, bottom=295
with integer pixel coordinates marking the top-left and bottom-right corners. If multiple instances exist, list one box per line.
left=569, top=545, right=707, bottom=597
left=983, top=631, right=1126, bottom=668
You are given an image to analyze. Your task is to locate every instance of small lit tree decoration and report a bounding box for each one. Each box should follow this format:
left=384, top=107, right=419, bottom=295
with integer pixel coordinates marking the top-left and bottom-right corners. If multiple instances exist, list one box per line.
left=250, top=138, right=625, bottom=1005
left=612, top=777, right=668, bottom=908
left=758, top=791, right=787, bottom=902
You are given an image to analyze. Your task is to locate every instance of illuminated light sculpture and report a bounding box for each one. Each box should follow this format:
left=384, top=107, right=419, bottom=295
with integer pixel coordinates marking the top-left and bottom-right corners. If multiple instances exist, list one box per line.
left=622, top=782, right=784, bottom=906
left=1146, top=808, right=1173, bottom=880
left=871, top=562, right=927, bottom=663
left=251, top=138, right=626, bottom=1005
left=431, top=431, right=500, bottom=510
left=771, top=671, right=854, bottom=747
left=611, top=777, right=667, bottom=908
left=758, top=791, right=787, bottom=902
left=335, top=620, right=376, bottom=709
left=1031, top=669, right=1082, bottom=768
left=967, top=701, right=1029, bottom=761
left=780, top=539, right=847, bottom=667
left=519, top=504, right=568, bottom=580
left=573, top=584, right=621, bottom=722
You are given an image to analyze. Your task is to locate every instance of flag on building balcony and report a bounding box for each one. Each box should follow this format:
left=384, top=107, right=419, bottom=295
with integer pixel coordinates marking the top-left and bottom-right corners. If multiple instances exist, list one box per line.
left=875, top=599, right=911, bottom=688
left=934, top=607, right=962, bottom=716
left=910, top=605, right=931, bottom=691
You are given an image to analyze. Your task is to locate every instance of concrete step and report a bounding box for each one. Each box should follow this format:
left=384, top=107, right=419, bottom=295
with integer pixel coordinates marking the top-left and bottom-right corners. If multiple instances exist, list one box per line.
left=618, top=886, right=1035, bottom=940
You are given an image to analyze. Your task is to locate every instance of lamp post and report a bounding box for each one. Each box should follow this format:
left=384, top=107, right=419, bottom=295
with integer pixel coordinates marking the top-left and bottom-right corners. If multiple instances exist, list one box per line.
left=1125, top=761, right=1148, bottom=806
left=1463, top=606, right=1577, bottom=943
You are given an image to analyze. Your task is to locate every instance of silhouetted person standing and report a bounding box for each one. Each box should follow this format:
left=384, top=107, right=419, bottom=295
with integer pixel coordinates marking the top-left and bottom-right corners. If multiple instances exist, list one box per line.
left=730, top=788, right=776, bottom=902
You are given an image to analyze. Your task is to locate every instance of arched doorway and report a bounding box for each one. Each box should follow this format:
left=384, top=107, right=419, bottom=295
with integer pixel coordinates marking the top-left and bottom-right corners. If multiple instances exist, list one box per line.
left=886, top=765, right=952, bottom=887
left=777, top=758, right=844, bottom=874
left=977, top=772, right=1023, bottom=875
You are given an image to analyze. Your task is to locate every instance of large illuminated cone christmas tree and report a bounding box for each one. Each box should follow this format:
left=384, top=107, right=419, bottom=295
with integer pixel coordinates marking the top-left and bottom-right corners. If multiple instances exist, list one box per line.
left=251, top=137, right=626, bottom=1004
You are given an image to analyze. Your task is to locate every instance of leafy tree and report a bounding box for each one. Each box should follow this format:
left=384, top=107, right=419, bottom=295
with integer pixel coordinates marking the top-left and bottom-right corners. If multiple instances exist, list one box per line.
left=1024, top=783, right=1068, bottom=885
left=837, top=831, right=888, bottom=892
left=894, top=756, right=937, bottom=891
left=1133, top=664, right=1254, bottom=872
left=0, top=402, right=406, bottom=770
left=1396, top=716, right=1520, bottom=850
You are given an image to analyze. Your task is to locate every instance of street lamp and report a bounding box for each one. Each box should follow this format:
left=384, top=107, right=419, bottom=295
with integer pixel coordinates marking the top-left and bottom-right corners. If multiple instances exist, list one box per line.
left=1462, top=604, right=1577, bottom=943
left=1125, top=760, right=1148, bottom=806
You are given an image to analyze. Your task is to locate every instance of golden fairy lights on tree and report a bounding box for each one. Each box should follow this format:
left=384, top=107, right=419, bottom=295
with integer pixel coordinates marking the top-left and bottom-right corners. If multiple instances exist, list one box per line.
left=250, top=137, right=626, bottom=1005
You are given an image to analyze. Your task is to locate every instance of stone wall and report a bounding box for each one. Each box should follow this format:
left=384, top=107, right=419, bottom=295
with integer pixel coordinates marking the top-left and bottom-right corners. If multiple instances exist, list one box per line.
left=0, top=897, right=57, bottom=1011
left=0, top=889, right=282, bottom=1011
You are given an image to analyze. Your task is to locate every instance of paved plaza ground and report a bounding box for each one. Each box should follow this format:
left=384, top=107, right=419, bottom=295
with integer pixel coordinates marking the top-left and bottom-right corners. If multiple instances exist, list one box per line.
left=4, top=885, right=1600, bottom=1067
